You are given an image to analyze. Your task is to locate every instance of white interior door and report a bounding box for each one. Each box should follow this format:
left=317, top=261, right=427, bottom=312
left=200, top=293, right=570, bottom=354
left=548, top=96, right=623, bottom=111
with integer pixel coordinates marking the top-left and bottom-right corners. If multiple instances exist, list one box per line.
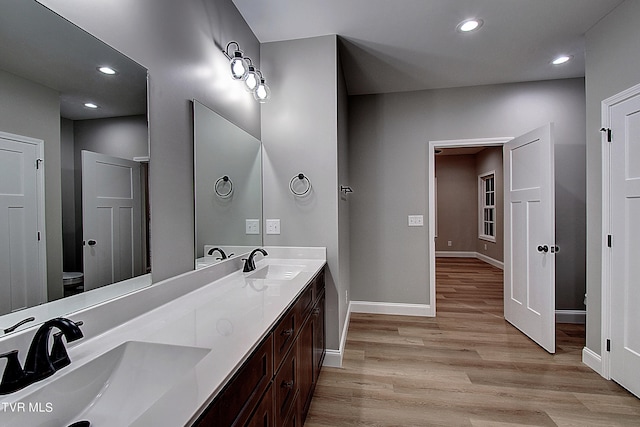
left=609, top=91, right=640, bottom=397
left=504, top=124, right=556, bottom=353
left=0, top=132, right=45, bottom=315
left=82, top=151, right=142, bottom=291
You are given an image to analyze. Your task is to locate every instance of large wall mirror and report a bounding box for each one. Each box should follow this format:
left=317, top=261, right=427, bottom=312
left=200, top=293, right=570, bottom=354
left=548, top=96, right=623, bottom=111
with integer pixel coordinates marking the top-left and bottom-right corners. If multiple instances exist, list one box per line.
left=193, top=100, right=262, bottom=269
left=0, top=0, right=149, bottom=334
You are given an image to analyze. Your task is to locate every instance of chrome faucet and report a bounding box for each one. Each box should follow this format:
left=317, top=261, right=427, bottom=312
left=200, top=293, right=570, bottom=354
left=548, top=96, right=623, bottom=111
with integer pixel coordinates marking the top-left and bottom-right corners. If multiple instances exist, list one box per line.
left=0, top=318, right=83, bottom=394
left=207, top=247, right=228, bottom=260
left=243, top=248, right=268, bottom=272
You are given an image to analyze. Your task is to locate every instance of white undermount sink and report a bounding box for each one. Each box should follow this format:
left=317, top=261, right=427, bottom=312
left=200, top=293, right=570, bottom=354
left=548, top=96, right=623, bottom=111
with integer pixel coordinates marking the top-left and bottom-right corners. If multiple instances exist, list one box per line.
left=247, top=264, right=304, bottom=280
left=1, top=341, right=210, bottom=427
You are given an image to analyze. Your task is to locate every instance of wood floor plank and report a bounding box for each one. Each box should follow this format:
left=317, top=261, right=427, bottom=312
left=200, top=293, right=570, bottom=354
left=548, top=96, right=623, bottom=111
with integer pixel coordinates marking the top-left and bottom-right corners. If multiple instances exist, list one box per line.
left=305, top=258, right=640, bottom=426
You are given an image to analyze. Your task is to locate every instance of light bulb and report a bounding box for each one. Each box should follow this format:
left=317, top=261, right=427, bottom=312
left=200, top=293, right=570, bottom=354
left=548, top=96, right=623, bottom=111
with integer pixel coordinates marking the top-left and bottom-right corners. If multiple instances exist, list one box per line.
left=229, top=51, right=248, bottom=80
left=552, top=55, right=572, bottom=65
left=457, top=18, right=483, bottom=33
left=254, top=79, right=270, bottom=103
left=243, top=66, right=258, bottom=92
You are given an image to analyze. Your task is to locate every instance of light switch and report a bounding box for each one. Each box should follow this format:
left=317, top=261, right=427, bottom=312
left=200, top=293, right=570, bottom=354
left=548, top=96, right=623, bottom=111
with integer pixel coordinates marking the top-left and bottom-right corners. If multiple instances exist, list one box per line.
left=266, top=219, right=281, bottom=235
left=408, top=215, right=424, bottom=227
left=246, top=219, right=260, bottom=235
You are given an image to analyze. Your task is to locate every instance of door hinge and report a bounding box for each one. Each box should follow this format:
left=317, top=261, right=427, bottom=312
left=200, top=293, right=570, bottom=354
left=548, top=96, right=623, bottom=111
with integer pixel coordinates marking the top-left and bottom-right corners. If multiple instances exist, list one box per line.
left=600, top=127, right=612, bottom=142
left=607, top=234, right=612, bottom=247
left=606, top=339, right=611, bottom=352
left=37, top=231, right=41, bottom=241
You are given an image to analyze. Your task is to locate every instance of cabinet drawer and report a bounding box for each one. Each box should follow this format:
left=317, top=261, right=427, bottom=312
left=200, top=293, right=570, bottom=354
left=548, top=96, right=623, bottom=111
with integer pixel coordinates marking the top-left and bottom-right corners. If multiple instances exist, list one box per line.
left=273, top=305, right=297, bottom=370
left=274, top=346, right=298, bottom=426
left=196, top=334, right=273, bottom=427
left=312, top=268, right=325, bottom=299
left=297, top=285, right=314, bottom=322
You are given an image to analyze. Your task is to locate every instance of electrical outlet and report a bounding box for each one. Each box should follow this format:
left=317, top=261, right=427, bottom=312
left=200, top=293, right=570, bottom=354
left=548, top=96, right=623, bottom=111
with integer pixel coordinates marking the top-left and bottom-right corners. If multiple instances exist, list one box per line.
left=408, top=215, right=424, bottom=227
left=266, top=219, right=280, bottom=235
left=447, top=240, right=452, bottom=247
left=246, top=219, right=259, bottom=235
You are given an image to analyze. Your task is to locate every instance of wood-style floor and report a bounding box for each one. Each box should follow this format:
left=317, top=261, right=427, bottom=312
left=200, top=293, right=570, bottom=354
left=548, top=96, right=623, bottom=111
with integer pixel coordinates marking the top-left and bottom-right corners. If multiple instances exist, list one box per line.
left=305, top=257, right=640, bottom=426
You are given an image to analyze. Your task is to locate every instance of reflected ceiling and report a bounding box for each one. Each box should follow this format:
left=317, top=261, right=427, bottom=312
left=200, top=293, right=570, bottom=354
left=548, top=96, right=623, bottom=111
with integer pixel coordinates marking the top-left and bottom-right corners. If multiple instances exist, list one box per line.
left=0, top=0, right=146, bottom=120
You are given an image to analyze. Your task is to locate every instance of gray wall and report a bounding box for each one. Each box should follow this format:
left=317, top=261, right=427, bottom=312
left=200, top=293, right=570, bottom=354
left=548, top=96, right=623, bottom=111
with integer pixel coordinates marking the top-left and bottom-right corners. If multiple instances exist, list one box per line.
left=434, top=148, right=503, bottom=261
left=261, top=35, right=346, bottom=351
left=475, top=147, right=504, bottom=262
left=584, top=0, right=640, bottom=355
left=349, top=78, right=586, bottom=311
left=0, top=69, right=64, bottom=301
left=38, top=0, right=262, bottom=283
left=435, top=155, right=478, bottom=253
left=337, top=52, right=351, bottom=342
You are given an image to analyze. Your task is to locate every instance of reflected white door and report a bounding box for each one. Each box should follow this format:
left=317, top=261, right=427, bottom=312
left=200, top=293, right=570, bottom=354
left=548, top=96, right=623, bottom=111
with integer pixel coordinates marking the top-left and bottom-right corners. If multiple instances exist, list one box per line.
left=0, top=132, right=45, bottom=315
left=504, top=124, right=556, bottom=353
left=610, top=92, right=640, bottom=397
left=82, top=151, right=142, bottom=291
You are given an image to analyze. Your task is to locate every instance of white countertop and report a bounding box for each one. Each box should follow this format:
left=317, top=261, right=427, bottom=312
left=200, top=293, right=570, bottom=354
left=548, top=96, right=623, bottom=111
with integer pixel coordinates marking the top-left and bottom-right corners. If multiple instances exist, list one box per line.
left=0, top=249, right=326, bottom=426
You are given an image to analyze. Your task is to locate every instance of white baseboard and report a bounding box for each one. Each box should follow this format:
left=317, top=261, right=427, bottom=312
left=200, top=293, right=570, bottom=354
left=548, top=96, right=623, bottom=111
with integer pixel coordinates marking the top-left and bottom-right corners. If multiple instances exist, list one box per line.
left=435, top=251, right=476, bottom=258
left=436, top=251, right=504, bottom=270
left=556, top=310, right=586, bottom=324
left=475, top=252, right=504, bottom=270
left=582, top=347, right=603, bottom=376
left=350, top=301, right=434, bottom=317
left=323, top=301, right=353, bottom=368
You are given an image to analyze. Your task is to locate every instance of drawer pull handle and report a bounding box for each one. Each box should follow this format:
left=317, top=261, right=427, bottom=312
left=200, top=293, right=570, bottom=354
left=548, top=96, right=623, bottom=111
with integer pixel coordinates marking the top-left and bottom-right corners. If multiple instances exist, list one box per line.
left=280, top=328, right=294, bottom=337
left=281, top=380, right=294, bottom=389
left=313, top=308, right=320, bottom=316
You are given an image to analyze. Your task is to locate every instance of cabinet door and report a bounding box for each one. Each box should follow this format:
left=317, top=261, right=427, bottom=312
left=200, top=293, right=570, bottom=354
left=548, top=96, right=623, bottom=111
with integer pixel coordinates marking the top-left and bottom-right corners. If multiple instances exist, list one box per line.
left=246, top=386, right=274, bottom=427
left=297, top=316, right=314, bottom=421
left=196, top=334, right=273, bottom=427
left=313, top=292, right=326, bottom=381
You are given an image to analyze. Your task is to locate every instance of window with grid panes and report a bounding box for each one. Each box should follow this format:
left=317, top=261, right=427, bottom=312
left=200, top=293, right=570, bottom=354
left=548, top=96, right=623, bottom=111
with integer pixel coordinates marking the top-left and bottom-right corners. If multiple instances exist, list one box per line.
left=479, top=173, right=496, bottom=241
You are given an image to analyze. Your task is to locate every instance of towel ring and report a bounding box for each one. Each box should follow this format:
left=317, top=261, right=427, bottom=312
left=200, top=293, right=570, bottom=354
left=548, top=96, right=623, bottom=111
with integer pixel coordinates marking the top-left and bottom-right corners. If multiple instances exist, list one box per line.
left=214, top=175, right=233, bottom=198
left=289, top=173, right=311, bottom=196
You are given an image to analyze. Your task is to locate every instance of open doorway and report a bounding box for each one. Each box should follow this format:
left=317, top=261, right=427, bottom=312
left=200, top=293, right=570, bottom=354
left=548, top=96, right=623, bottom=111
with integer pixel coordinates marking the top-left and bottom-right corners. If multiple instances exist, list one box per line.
left=429, top=126, right=559, bottom=353
left=427, top=138, right=511, bottom=316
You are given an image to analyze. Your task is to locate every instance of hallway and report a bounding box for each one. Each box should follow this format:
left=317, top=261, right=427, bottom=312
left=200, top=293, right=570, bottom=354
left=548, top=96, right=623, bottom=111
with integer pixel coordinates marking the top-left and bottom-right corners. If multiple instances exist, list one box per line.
left=305, top=258, right=640, bottom=426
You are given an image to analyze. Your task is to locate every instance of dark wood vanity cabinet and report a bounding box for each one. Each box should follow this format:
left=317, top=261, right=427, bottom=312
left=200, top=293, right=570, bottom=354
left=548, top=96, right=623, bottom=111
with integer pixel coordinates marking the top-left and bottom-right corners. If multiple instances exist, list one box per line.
left=193, top=266, right=325, bottom=427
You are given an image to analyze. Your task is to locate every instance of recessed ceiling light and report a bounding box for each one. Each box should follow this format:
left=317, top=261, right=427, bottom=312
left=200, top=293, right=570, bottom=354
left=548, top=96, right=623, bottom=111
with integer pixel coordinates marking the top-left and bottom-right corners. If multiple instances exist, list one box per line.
left=457, top=18, right=483, bottom=33
left=97, top=66, right=117, bottom=75
left=552, top=55, right=572, bottom=65
left=84, top=102, right=99, bottom=109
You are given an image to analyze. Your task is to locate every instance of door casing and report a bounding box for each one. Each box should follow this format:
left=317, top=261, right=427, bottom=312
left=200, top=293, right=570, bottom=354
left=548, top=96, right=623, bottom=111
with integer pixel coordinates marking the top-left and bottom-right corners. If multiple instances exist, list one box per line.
left=427, top=137, right=512, bottom=316
left=600, top=81, right=640, bottom=382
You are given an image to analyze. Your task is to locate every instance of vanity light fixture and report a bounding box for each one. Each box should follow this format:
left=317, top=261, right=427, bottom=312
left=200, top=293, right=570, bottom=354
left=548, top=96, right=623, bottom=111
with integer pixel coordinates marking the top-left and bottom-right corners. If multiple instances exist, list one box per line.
left=97, top=66, right=117, bottom=75
left=223, top=41, right=249, bottom=80
left=222, top=41, right=270, bottom=102
left=457, top=18, right=483, bottom=33
left=552, top=55, right=572, bottom=65
left=84, top=102, right=99, bottom=109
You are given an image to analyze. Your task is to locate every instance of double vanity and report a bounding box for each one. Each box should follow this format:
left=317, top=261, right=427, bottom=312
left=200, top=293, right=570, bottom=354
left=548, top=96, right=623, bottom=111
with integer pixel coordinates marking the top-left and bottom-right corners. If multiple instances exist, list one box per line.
left=0, top=247, right=326, bottom=427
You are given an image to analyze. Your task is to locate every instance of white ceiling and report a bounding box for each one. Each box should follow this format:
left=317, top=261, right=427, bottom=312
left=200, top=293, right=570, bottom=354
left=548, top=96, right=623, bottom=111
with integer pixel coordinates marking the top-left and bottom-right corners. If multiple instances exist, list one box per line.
left=233, top=0, right=624, bottom=95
